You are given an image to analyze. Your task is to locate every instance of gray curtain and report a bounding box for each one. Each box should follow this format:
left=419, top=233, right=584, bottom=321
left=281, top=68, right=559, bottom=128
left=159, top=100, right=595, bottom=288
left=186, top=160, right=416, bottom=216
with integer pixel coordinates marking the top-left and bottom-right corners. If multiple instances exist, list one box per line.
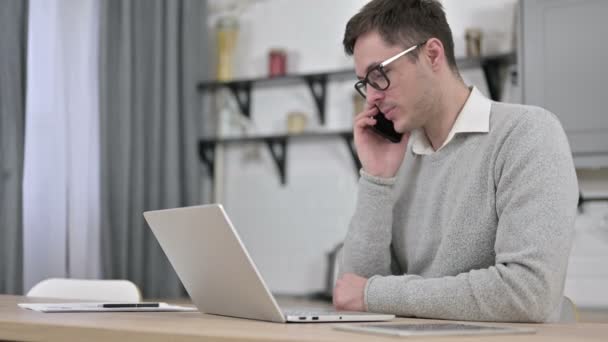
left=0, top=0, right=27, bottom=295
left=99, top=0, right=209, bottom=298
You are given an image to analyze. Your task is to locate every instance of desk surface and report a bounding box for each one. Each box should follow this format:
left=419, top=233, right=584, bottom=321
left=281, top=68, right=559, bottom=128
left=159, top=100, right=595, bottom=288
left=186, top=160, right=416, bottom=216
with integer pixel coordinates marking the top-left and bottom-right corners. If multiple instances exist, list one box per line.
left=1, top=295, right=607, bottom=342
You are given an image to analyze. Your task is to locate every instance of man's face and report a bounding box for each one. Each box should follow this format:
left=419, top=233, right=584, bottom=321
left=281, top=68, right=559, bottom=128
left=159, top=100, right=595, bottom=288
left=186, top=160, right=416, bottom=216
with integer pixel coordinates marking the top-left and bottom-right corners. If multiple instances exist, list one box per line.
left=353, top=31, right=436, bottom=133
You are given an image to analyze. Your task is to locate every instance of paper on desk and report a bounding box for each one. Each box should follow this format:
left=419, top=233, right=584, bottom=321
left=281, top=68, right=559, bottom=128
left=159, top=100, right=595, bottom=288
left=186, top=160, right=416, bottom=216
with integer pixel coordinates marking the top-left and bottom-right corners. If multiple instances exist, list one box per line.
left=18, top=302, right=198, bottom=313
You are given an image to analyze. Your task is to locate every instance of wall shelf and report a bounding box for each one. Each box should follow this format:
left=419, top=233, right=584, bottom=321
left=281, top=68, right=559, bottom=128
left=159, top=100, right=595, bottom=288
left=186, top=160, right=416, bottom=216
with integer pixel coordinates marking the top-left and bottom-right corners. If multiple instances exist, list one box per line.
left=578, top=193, right=608, bottom=205
left=198, top=69, right=355, bottom=124
left=198, top=130, right=359, bottom=185
left=197, top=52, right=516, bottom=185
left=197, top=52, right=517, bottom=120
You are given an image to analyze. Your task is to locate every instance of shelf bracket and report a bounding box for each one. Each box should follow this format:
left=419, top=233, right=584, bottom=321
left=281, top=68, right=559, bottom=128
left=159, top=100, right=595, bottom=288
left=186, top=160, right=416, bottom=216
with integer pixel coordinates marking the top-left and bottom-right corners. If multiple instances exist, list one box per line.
left=578, top=192, right=608, bottom=212
left=481, top=58, right=509, bottom=101
left=198, top=141, right=216, bottom=180
left=227, top=82, right=252, bottom=118
left=304, top=75, right=328, bottom=124
left=340, top=132, right=361, bottom=175
left=264, top=137, right=288, bottom=185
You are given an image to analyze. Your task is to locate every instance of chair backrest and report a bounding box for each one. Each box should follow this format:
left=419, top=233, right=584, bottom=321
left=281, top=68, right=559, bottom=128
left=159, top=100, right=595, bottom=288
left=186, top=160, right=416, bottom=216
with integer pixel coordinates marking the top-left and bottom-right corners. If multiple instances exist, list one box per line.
left=27, top=278, right=142, bottom=302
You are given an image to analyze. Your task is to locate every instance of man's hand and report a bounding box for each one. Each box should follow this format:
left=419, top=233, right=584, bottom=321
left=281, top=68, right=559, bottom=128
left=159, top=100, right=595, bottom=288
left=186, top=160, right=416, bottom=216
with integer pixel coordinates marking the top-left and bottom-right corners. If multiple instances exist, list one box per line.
left=333, top=273, right=368, bottom=311
left=353, top=105, right=410, bottom=178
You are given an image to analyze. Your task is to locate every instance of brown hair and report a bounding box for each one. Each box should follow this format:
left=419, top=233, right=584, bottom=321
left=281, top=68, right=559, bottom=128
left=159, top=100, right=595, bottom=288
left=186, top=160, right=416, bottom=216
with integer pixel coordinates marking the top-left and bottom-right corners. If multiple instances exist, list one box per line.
left=343, top=0, right=458, bottom=72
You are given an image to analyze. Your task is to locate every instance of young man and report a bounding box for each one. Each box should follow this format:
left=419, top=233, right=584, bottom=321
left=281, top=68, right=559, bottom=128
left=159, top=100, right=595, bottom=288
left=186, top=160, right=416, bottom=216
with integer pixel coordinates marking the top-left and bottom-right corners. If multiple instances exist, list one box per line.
left=333, top=0, right=578, bottom=322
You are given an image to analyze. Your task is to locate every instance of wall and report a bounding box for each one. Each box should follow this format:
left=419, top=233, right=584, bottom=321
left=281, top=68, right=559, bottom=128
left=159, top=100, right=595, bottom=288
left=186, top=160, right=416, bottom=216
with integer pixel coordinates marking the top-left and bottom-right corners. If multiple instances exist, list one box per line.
left=204, top=0, right=521, bottom=295
left=565, top=169, right=608, bottom=308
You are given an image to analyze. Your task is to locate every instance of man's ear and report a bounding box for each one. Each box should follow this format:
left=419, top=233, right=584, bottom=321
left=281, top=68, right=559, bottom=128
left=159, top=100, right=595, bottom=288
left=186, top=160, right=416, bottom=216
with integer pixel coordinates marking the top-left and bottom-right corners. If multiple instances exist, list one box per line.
left=422, top=38, right=445, bottom=72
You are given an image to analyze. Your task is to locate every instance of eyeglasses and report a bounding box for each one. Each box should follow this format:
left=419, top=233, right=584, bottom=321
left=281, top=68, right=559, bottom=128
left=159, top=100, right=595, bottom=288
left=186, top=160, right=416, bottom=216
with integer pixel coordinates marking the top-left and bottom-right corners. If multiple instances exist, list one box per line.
left=354, top=41, right=426, bottom=98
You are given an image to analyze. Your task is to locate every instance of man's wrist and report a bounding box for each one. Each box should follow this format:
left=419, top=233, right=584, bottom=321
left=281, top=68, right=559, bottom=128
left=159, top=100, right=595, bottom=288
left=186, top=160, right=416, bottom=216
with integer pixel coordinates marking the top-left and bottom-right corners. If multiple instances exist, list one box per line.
left=363, top=275, right=381, bottom=312
left=361, top=166, right=398, bottom=179
left=360, top=169, right=397, bottom=186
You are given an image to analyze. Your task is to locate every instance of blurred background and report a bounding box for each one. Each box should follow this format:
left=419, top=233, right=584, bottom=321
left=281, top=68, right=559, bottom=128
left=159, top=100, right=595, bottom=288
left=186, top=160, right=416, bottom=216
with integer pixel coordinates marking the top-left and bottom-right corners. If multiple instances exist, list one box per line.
left=1, top=0, right=607, bottom=321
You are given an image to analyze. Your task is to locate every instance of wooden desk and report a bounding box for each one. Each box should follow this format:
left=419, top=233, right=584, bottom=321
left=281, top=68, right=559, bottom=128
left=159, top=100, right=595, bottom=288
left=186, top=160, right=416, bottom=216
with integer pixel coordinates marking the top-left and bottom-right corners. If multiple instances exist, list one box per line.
left=1, top=295, right=607, bottom=342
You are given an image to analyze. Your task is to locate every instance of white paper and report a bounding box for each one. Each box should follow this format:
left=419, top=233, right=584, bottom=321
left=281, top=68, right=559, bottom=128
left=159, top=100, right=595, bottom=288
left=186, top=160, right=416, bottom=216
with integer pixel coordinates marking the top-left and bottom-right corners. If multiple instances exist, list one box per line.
left=18, top=302, right=198, bottom=313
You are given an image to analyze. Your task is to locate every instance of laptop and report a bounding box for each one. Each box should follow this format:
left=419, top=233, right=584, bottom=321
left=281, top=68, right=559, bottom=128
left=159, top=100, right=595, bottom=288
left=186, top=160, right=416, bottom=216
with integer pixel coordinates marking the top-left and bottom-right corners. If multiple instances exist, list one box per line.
left=143, top=204, right=395, bottom=323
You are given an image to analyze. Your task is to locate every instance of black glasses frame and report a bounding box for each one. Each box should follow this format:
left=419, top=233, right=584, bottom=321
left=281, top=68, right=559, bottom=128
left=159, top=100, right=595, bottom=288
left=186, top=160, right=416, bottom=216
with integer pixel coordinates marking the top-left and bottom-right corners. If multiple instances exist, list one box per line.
left=354, top=41, right=427, bottom=99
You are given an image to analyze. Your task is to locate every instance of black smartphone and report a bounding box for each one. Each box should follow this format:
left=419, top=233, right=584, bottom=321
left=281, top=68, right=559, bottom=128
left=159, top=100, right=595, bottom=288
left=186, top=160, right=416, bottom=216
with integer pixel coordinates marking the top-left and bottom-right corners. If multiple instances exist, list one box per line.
left=371, top=109, right=403, bottom=143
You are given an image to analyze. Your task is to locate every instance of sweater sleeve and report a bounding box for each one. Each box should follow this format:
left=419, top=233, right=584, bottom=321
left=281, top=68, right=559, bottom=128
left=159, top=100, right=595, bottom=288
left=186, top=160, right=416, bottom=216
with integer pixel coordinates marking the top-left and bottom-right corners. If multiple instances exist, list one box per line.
left=339, top=170, right=397, bottom=278
left=364, top=110, right=579, bottom=322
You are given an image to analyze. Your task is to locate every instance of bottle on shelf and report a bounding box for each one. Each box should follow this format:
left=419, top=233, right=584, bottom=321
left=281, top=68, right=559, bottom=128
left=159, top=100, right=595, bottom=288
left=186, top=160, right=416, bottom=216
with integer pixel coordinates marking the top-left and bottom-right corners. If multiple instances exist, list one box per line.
left=216, top=16, right=239, bottom=81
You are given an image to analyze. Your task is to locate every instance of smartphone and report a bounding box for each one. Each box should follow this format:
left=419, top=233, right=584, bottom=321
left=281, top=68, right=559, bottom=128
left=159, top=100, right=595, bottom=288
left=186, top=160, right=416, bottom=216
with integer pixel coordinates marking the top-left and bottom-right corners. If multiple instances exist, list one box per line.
left=371, top=109, right=403, bottom=143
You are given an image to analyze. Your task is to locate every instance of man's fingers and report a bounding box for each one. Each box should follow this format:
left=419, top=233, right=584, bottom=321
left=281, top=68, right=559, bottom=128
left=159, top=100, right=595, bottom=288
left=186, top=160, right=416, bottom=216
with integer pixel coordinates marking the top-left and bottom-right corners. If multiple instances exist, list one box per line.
left=354, top=106, right=378, bottom=121
left=354, top=116, right=377, bottom=131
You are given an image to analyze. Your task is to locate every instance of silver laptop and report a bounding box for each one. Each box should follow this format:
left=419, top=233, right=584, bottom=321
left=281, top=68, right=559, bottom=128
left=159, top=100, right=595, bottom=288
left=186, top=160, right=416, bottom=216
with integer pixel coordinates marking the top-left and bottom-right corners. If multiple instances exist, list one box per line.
left=143, top=204, right=395, bottom=323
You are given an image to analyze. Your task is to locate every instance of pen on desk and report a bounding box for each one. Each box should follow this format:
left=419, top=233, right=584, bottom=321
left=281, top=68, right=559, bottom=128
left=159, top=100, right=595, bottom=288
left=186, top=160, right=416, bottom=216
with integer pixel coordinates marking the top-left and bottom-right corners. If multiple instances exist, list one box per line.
left=100, top=303, right=160, bottom=308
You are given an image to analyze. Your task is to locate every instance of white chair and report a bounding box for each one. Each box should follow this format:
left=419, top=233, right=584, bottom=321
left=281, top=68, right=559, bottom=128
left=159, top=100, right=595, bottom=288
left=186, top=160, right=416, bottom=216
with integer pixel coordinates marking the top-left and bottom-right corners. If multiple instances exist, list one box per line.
left=27, top=278, right=142, bottom=302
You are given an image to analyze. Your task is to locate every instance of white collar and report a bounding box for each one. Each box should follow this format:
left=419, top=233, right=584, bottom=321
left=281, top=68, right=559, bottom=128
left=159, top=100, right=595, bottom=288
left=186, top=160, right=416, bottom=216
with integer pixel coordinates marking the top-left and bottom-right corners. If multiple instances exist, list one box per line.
left=411, top=87, right=491, bottom=155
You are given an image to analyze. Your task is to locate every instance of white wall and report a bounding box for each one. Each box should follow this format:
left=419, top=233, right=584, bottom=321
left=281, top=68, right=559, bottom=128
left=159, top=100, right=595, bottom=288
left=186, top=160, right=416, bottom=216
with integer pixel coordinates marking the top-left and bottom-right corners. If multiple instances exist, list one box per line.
left=205, top=0, right=520, bottom=295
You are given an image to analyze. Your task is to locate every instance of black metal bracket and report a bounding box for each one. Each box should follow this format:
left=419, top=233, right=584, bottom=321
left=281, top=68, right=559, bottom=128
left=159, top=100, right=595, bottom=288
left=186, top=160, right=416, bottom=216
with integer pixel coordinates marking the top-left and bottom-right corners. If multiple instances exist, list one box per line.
left=198, top=141, right=216, bottom=179
left=304, top=75, right=328, bottom=124
left=198, top=131, right=359, bottom=186
left=264, top=137, right=288, bottom=185
left=578, top=192, right=608, bottom=212
left=198, top=137, right=288, bottom=185
left=226, top=82, right=252, bottom=118
left=339, top=132, right=361, bottom=174
left=481, top=54, right=514, bottom=101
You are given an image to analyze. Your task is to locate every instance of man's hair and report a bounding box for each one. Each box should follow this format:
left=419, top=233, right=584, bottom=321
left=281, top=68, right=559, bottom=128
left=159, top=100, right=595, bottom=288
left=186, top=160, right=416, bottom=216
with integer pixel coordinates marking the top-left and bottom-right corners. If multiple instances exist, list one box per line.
left=343, top=0, right=458, bottom=72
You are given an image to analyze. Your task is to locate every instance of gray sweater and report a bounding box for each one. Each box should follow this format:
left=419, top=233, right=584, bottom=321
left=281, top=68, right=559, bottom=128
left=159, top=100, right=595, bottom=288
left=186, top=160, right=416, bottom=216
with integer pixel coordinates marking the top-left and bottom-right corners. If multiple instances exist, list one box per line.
left=340, top=102, right=579, bottom=322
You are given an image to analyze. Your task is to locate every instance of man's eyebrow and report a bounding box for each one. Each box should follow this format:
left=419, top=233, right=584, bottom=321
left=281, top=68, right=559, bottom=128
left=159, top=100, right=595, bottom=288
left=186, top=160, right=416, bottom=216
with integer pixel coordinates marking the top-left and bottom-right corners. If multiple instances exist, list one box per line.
left=355, top=61, right=381, bottom=80
left=365, top=62, right=381, bottom=74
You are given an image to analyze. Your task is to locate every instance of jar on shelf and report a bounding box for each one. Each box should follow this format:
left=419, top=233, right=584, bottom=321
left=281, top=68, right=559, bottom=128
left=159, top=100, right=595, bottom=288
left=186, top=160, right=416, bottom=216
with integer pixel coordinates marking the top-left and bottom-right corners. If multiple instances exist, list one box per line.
left=465, top=28, right=483, bottom=57
left=216, top=16, right=239, bottom=81
left=268, top=48, right=287, bottom=77
left=286, top=112, right=307, bottom=134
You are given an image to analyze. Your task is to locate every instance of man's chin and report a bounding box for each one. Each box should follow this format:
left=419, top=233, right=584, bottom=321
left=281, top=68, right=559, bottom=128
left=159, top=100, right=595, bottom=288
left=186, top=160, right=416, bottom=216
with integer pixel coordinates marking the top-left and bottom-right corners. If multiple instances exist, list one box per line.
left=395, top=117, right=421, bottom=134
left=394, top=121, right=411, bottom=134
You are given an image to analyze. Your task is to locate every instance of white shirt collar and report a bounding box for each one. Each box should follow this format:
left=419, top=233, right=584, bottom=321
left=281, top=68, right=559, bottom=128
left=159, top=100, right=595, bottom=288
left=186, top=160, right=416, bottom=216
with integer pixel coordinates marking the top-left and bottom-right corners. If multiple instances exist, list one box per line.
left=411, top=87, right=491, bottom=155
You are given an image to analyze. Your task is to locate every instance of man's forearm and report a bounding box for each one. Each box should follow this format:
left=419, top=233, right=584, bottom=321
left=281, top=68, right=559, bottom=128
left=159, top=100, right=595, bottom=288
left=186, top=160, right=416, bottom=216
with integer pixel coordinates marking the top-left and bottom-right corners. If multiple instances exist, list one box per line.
left=340, top=171, right=396, bottom=278
left=365, top=258, right=568, bottom=322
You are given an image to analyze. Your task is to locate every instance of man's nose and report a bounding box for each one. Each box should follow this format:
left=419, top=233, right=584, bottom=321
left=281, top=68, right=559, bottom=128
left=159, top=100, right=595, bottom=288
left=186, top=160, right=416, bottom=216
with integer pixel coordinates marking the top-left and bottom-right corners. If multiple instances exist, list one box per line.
left=365, top=86, right=385, bottom=106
